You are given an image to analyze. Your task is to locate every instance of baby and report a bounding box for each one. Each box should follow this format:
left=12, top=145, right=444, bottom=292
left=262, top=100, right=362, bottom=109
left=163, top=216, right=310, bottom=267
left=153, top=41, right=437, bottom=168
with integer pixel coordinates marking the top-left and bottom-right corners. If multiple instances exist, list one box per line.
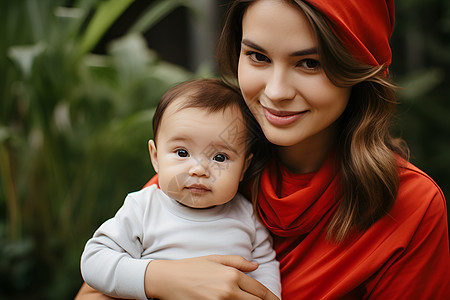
left=80, top=78, right=281, bottom=299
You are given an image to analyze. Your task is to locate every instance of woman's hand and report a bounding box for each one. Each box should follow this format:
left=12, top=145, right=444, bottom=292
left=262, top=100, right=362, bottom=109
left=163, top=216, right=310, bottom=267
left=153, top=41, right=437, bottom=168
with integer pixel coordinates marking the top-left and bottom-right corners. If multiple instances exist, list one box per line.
left=75, top=255, right=279, bottom=300
left=74, top=283, right=117, bottom=300
left=145, top=255, right=280, bottom=300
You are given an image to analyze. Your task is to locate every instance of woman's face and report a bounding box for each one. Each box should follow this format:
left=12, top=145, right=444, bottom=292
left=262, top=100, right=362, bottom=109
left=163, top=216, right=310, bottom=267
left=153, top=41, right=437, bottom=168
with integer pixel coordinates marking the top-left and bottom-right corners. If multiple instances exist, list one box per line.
left=238, top=0, right=351, bottom=157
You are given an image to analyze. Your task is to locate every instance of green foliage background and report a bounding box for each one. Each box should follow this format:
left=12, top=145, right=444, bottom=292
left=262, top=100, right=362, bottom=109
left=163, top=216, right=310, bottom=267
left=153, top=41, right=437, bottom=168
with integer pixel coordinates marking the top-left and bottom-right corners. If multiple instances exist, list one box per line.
left=0, top=0, right=199, bottom=298
left=0, top=0, right=448, bottom=299
left=391, top=0, right=449, bottom=211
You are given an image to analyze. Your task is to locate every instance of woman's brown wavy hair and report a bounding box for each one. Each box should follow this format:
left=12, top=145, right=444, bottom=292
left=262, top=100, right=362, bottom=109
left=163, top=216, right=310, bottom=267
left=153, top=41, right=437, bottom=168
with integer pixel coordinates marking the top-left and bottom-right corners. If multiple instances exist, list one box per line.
left=216, top=0, right=409, bottom=242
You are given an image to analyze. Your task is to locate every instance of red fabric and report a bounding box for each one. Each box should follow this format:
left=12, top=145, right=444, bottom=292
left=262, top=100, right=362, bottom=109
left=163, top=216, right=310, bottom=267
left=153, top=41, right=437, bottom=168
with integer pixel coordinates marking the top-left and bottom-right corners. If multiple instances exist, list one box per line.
left=305, top=0, right=395, bottom=67
left=258, top=156, right=450, bottom=299
left=258, top=153, right=340, bottom=237
left=143, top=175, right=158, bottom=188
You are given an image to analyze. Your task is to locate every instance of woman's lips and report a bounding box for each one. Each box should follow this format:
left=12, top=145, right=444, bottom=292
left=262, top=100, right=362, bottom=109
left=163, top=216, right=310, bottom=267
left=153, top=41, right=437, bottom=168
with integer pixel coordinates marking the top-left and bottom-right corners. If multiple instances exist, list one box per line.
left=262, top=105, right=306, bottom=126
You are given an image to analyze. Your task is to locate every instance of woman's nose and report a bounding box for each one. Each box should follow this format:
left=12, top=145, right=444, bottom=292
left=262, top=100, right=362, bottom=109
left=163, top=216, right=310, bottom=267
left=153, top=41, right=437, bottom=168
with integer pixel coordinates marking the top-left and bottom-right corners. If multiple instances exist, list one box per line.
left=264, top=67, right=296, bottom=102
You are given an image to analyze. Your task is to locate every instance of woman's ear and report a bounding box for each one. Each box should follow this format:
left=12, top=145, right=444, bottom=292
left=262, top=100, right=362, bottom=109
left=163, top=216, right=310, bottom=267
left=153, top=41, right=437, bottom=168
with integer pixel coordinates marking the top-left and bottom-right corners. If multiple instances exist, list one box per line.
left=240, top=153, right=253, bottom=182
left=148, top=140, right=159, bottom=173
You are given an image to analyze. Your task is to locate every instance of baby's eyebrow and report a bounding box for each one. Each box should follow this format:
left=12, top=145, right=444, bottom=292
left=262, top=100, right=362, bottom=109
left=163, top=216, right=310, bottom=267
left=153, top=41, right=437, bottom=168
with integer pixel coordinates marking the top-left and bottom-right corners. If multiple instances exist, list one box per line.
left=166, top=136, right=190, bottom=144
left=166, top=136, right=241, bottom=156
left=209, top=142, right=239, bottom=155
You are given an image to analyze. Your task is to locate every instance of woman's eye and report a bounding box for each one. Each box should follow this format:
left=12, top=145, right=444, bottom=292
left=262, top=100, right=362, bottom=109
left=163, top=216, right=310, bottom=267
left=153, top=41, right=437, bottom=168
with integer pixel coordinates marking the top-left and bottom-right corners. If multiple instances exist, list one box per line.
left=176, top=149, right=189, bottom=158
left=213, top=154, right=228, bottom=163
left=299, top=59, right=320, bottom=70
left=248, top=51, right=269, bottom=63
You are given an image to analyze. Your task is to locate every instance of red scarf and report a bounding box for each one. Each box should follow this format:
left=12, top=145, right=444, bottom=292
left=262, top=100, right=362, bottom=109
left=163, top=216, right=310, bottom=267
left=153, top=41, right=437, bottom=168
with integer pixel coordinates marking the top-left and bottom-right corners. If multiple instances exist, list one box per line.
left=257, top=153, right=341, bottom=237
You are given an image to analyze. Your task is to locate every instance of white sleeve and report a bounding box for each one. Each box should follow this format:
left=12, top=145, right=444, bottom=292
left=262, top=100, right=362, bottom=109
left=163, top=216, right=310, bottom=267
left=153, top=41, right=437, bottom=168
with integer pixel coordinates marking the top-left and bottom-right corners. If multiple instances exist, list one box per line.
left=80, top=191, right=151, bottom=300
left=249, top=213, right=282, bottom=299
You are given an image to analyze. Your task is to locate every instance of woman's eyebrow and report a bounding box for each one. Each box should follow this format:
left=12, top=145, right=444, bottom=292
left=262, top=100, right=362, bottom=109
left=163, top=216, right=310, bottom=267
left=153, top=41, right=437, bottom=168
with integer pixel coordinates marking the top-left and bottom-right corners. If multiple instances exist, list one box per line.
left=241, top=38, right=318, bottom=57
left=241, top=39, right=267, bottom=53
left=291, top=47, right=318, bottom=56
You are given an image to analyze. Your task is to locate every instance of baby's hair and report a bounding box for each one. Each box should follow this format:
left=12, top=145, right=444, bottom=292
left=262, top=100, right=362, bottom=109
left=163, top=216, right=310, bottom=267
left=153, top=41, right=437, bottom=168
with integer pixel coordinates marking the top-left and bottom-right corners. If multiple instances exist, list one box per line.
left=153, top=78, right=243, bottom=141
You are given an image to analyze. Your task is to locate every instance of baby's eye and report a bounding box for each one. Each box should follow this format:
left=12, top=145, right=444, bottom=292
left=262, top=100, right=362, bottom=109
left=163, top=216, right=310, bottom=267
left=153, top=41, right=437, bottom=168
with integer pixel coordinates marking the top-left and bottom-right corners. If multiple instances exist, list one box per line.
left=176, top=149, right=189, bottom=158
left=213, top=154, right=228, bottom=163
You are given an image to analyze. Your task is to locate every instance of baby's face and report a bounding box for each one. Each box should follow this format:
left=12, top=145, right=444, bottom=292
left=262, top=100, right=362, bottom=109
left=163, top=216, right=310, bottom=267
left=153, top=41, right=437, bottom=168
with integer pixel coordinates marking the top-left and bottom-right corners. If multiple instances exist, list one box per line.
left=149, top=98, right=251, bottom=208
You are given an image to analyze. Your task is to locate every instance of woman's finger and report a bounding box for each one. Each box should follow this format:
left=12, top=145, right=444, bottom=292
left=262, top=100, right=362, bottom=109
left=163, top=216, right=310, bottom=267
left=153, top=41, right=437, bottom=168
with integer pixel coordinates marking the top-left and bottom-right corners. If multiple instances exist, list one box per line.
left=236, top=271, right=280, bottom=300
left=205, top=254, right=259, bottom=272
left=205, top=255, right=279, bottom=300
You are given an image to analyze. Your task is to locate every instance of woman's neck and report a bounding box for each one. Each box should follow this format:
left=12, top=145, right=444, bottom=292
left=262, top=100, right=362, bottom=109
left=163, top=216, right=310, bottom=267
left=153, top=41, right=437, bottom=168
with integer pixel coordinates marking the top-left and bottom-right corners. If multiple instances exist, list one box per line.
left=276, top=125, right=338, bottom=174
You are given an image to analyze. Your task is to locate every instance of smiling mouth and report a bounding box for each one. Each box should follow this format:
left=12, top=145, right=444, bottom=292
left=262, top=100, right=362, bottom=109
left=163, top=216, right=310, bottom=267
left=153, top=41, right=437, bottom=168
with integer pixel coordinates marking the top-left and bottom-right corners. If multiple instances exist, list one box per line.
left=262, top=105, right=306, bottom=126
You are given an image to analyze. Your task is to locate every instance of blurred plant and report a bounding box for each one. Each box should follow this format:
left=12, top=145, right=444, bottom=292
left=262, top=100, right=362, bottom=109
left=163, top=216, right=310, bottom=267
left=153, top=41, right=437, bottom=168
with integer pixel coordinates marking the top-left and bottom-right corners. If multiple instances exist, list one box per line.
left=0, top=0, right=202, bottom=299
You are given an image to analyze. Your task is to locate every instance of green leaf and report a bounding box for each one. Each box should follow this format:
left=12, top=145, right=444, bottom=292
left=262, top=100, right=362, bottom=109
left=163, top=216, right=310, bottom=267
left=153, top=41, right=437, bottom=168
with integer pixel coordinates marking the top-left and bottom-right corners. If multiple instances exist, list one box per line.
left=128, top=0, right=188, bottom=34
left=77, top=0, right=134, bottom=56
left=7, top=42, right=46, bottom=78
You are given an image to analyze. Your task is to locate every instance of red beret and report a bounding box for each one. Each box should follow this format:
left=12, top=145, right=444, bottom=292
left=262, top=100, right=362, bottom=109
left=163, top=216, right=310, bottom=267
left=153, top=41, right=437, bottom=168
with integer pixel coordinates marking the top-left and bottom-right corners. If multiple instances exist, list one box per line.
left=305, top=0, right=395, bottom=67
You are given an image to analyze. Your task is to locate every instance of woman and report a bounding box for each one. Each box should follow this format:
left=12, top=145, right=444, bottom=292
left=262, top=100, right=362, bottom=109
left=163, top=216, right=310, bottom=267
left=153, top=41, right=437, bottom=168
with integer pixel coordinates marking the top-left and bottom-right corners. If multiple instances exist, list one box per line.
left=77, top=0, right=450, bottom=299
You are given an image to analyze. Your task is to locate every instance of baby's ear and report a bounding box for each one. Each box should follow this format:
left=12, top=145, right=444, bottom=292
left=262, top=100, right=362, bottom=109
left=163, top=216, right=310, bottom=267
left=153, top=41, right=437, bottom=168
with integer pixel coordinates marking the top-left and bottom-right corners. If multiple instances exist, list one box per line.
left=148, top=140, right=159, bottom=173
left=240, top=153, right=253, bottom=182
